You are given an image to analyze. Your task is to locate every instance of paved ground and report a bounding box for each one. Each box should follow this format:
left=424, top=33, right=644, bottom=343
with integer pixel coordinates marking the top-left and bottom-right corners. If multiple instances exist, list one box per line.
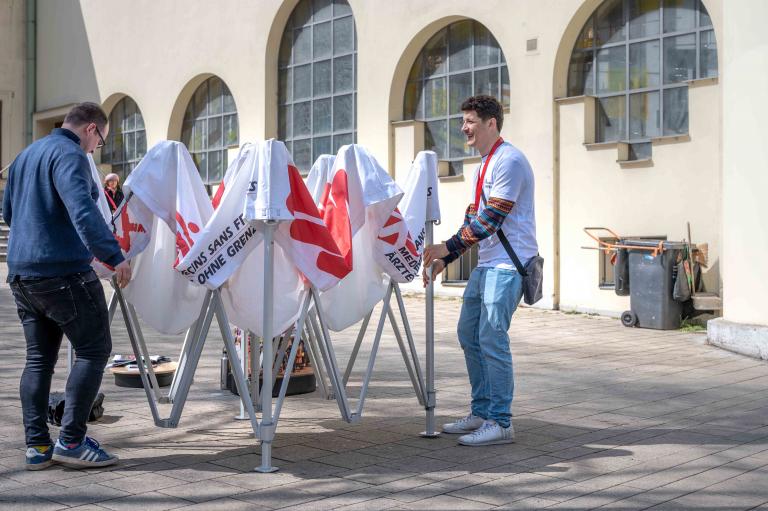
left=1, top=276, right=767, bottom=510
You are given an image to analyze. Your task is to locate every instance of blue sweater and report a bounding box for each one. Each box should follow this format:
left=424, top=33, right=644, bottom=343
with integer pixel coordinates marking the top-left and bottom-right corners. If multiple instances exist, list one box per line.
left=2, top=128, right=125, bottom=278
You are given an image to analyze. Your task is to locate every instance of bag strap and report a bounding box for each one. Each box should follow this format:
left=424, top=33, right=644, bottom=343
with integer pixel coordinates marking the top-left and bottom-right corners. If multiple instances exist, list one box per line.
left=480, top=188, right=528, bottom=277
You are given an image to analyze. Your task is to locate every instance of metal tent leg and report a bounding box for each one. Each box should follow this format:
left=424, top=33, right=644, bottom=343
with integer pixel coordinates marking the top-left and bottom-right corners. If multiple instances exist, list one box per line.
left=343, top=311, right=372, bottom=385
left=212, top=291, right=260, bottom=437
left=255, top=222, right=278, bottom=473
left=112, top=277, right=163, bottom=426
left=421, top=220, right=439, bottom=438
left=303, top=320, right=329, bottom=399
left=387, top=303, right=425, bottom=406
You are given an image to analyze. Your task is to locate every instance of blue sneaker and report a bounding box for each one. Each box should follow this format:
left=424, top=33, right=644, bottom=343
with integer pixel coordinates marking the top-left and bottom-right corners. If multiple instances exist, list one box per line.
left=52, top=437, right=118, bottom=468
left=25, top=445, right=54, bottom=471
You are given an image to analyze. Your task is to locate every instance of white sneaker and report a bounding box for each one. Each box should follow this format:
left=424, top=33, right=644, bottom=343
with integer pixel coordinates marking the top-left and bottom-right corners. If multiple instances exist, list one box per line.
left=442, top=413, right=485, bottom=434
left=458, top=420, right=515, bottom=446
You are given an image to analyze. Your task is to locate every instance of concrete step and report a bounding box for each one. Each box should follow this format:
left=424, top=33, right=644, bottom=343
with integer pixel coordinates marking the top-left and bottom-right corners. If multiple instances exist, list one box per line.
left=693, top=292, right=722, bottom=311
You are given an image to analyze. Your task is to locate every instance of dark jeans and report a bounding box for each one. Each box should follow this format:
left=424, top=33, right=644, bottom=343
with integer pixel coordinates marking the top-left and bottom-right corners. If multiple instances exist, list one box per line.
left=9, top=270, right=111, bottom=447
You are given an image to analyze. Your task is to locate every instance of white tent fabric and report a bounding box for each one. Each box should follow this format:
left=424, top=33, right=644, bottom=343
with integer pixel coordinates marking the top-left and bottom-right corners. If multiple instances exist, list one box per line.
left=88, top=155, right=153, bottom=278
left=309, top=145, right=403, bottom=332
left=121, top=141, right=212, bottom=335
left=375, top=150, right=441, bottom=283
left=176, top=140, right=349, bottom=337
left=88, top=155, right=118, bottom=279
left=306, top=154, right=335, bottom=204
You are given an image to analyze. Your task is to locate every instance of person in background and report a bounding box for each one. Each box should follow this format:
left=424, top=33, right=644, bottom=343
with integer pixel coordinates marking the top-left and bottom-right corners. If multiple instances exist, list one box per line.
left=3, top=102, right=132, bottom=470
left=422, top=95, right=538, bottom=446
left=103, top=173, right=124, bottom=213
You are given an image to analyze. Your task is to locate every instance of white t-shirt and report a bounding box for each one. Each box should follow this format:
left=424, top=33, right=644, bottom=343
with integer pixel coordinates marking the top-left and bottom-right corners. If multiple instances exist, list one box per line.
left=473, top=141, right=538, bottom=270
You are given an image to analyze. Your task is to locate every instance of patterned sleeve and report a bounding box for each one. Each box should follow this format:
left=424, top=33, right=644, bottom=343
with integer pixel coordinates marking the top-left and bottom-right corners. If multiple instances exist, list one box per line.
left=444, top=197, right=515, bottom=253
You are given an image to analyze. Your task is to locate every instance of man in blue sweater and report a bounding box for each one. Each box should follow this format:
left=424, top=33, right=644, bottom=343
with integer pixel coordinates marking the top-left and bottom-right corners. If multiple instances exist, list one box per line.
left=3, top=102, right=132, bottom=470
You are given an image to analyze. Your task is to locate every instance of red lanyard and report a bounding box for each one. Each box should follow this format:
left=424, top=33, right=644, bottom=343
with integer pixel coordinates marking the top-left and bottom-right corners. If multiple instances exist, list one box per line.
left=474, top=137, right=503, bottom=210
left=104, top=189, right=117, bottom=210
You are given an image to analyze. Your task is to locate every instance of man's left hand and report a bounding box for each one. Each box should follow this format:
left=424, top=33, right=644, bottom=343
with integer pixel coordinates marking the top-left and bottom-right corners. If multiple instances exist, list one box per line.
left=423, top=243, right=449, bottom=266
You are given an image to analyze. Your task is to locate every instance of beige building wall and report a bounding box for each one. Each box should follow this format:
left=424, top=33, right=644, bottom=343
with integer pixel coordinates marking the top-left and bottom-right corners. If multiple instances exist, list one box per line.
left=32, top=0, right=729, bottom=318
left=0, top=0, right=27, bottom=174
left=720, top=0, right=768, bottom=327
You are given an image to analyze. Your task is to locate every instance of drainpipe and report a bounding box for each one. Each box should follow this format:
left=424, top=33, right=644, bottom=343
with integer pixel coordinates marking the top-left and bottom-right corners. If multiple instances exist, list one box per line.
left=25, top=0, right=36, bottom=143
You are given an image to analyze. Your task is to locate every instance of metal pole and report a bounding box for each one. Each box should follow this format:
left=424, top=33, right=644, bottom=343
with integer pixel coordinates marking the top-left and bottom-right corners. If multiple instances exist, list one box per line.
left=127, top=302, right=162, bottom=401
left=343, top=310, right=372, bottom=385
left=168, top=318, right=200, bottom=402
left=310, top=288, right=352, bottom=422
left=303, top=318, right=329, bottom=399
left=387, top=303, right=425, bottom=406
left=256, top=221, right=278, bottom=473
left=393, top=283, right=427, bottom=403
left=354, top=285, right=392, bottom=419
left=252, top=331, right=262, bottom=412
left=421, top=220, right=440, bottom=438
left=234, top=328, right=248, bottom=420
left=111, top=277, right=162, bottom=426
left=212, top=292, right=260, bottom=437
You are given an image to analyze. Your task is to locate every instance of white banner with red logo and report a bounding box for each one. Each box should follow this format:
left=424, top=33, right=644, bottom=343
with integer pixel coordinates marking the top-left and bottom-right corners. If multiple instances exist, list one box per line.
left=121, top=141, right=213, bottom=335
left=375, top=150, right=440, bottom=283
left=88, top=155, right=153, bottom=279
left=308, top=145, right=403, bottom=332
left=175, top=140, right=350, bottom=337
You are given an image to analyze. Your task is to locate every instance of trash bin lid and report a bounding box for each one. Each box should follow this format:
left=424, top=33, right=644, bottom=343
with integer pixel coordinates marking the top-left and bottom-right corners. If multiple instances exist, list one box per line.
left=619, top=239, right=687, bottom=250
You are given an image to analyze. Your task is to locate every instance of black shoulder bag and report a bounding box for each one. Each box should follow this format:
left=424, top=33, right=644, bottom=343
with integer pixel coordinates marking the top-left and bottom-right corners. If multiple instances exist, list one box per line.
left=481, top=189, right=544, bottom=305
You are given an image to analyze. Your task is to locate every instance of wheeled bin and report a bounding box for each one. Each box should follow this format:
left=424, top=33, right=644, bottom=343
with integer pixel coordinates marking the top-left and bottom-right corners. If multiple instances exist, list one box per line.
left=617, top=239, right=685, bottom=329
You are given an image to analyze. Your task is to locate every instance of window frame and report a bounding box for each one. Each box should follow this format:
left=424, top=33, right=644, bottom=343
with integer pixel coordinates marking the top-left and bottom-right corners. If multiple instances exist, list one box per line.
left=568, top=0, right=717, bottom=143
left=278, top=0, right=358, bottom=174
left=443, top=245, right=480, bottom=284
left=403, top=20, right=510, bottom=176
left=101, top=96, right=147, bottom=181
left=181, top=76, right=239, bottom=185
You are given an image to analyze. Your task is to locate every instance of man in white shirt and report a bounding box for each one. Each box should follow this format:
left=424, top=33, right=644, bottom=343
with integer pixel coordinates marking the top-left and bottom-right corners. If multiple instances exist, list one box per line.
left=423, top=95, right=537, bottom=446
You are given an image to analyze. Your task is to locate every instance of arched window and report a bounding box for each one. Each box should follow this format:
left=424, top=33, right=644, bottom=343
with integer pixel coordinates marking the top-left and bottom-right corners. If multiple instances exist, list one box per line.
left=404, top=20, right=510, bottom=176
left=278, top=0, right=357, bottom=173
left=102, top=96, right=147, bottom=180
left=568, top=0, right=717, bottom=143
left=181, top=76, right=239, bottom=184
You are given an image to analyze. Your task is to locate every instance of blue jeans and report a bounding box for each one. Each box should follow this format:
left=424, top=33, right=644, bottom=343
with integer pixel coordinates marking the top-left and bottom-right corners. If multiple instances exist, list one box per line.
left=9, top=270, right=111, bottom=447
left=457, top=267, right=523, bottom=428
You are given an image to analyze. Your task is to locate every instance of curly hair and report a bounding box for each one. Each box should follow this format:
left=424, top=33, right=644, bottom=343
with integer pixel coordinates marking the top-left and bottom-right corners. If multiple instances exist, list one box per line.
left=460, top=95, right=503, bottom=131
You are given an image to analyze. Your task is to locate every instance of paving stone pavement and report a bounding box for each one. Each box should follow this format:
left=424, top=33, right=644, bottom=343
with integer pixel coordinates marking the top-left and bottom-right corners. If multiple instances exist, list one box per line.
left=1, top=275, right=767, bottom=510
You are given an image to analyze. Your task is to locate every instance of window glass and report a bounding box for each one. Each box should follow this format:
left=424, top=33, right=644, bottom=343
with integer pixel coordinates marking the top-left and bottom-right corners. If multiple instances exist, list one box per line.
left=629, top=91, right=661, bottom=138
left=567, top=0, right=716, bottom=142
left=597, top=95, right=627, bottom=142
left=181, top=76, right=239, bottom=184
left=663, top=86, right=688, bottom=135
left=597, top=46, right=627, bottom=93
left=629, top=0, right=660, bottom=39
left=278, top=0, right=357, bottom=173
left=629, top=40, right=660, bottom=89
left=699, top=30, right=718, bottom=78
left=663, top=33, right=696, bottom=84
left=101, top=96, right=148, bottom=181
left=403, top=21, right=510, bottom=176
left=663, top=0, right=696, bottom=33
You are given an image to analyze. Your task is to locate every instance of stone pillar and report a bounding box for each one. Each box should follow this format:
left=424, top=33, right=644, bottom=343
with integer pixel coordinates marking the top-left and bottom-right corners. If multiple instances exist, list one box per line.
left=708, top=0, right=768, bottom=360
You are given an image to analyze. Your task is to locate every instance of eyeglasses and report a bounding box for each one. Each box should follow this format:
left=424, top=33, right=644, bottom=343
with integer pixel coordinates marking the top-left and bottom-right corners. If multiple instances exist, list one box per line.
left=94, top=125, right=106, bottom=149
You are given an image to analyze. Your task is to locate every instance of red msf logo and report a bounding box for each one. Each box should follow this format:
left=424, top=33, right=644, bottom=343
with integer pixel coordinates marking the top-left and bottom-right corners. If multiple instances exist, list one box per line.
left=378, top=209, right=418, bottom=258
left=285, top=165, right=350, bottom=279
left=114, top=207, right=147, bottom=253
left=174, top=212, right=200, bottom=267
left=318, top=170, right=353, bottom=268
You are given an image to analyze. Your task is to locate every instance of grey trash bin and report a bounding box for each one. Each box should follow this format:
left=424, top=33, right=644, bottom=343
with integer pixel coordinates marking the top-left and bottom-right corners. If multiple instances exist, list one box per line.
left=617, top=239, right=685, bottom=330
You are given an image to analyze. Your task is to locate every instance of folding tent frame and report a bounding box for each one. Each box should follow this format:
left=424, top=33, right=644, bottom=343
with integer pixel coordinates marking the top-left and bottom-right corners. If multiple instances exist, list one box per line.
left=106, top=215, right=439, bottom=472
left=106, top=279, right=260, bottom=438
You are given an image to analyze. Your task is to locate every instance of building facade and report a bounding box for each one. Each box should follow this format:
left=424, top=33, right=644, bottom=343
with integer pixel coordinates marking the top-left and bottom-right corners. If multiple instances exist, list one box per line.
left=1, top=0, right=766, bottom=357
